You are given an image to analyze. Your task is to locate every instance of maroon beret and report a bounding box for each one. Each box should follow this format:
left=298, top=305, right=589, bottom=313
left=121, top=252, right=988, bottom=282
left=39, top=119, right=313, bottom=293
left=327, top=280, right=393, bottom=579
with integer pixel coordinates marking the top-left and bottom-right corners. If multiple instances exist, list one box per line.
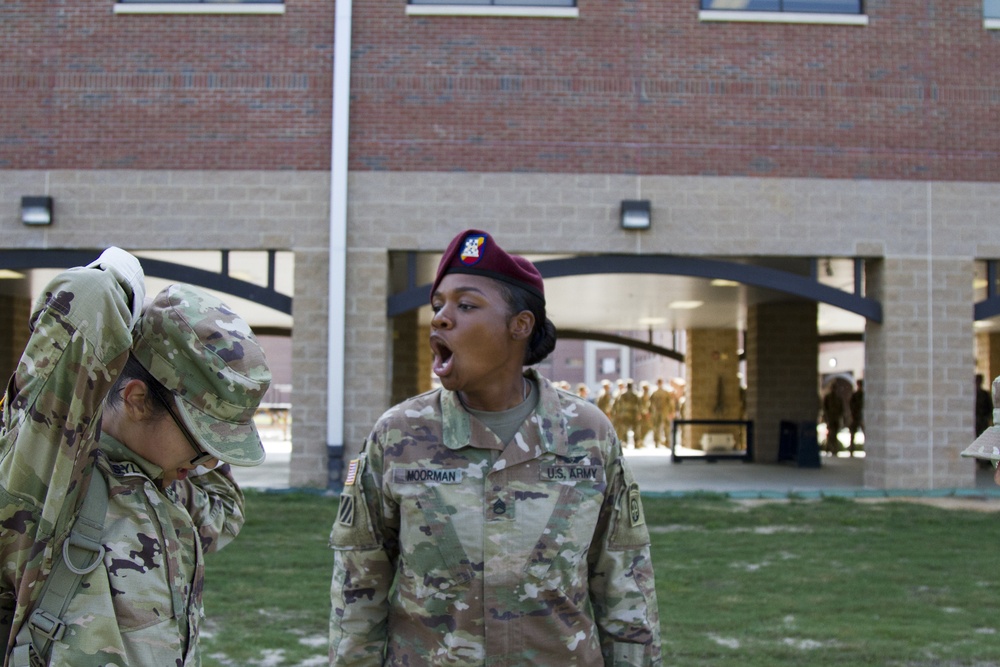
left=431, top=230, right=545, bottom=303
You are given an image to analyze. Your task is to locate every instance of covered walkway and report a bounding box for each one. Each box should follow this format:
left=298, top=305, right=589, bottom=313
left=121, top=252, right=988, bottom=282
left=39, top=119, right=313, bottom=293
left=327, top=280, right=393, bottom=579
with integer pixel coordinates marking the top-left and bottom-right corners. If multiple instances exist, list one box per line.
left=234, top=425, right=1000, bottom=500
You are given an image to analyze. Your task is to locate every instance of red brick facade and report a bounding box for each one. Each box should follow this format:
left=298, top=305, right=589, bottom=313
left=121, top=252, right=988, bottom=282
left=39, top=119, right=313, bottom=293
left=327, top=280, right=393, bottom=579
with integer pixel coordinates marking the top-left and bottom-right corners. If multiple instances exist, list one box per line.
left=0, top=1, right=333, bottom=170
left=3, top=1, right=1000, bottom=179
left=349, top=1, right=1000, bottom=179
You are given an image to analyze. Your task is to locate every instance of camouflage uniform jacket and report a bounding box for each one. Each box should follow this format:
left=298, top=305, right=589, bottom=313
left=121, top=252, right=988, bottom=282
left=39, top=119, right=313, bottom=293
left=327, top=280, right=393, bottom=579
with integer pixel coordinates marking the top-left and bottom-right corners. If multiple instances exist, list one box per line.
left=329, top=369, right=662, bottom=666
left=0, top=267, right=246, bottom=666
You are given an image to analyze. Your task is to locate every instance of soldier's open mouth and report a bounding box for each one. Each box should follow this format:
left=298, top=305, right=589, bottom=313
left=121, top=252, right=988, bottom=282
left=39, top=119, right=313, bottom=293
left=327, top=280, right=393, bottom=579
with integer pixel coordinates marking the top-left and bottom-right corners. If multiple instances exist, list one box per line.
left=430, top=338, right=453, bottom=377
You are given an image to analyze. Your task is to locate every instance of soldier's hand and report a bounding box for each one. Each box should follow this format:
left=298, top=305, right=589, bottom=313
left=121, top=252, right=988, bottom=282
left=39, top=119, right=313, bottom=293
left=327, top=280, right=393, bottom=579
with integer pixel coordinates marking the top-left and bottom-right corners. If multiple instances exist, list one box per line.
left=88, top=246, right=146, bottom=329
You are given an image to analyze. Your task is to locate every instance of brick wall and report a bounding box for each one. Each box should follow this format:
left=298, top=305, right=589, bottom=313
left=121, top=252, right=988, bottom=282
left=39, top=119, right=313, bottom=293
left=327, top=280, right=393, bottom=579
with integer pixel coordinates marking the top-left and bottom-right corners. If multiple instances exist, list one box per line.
left=0, top=1, right=333, bottom=170
left=4, top=2, right=1000, bottom=180
left=746, top=301, right=820, bottom=461
left=346, top=1, right=1000, bottom=180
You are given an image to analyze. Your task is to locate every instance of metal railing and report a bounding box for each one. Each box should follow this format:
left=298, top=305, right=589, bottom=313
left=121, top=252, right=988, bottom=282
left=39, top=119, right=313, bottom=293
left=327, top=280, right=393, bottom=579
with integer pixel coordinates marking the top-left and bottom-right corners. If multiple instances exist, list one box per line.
left=670, top=419, right=754, bottom=463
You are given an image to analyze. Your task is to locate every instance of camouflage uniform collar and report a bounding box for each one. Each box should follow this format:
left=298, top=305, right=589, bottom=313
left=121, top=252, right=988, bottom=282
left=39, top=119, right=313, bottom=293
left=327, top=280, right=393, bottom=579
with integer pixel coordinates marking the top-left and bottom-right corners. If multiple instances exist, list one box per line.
left=440, top=369, right=571, bottom=458
left=98, top=432, right=166, bottom=481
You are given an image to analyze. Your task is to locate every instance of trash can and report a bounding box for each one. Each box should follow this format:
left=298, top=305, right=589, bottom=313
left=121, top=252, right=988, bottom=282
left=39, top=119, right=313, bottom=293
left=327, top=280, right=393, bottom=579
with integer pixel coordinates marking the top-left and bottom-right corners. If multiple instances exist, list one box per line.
left=778, top=420, right=821, bottom=468
left=778, top=420, right=798, bottom=462
left=796, top=421, right=820, bottom=468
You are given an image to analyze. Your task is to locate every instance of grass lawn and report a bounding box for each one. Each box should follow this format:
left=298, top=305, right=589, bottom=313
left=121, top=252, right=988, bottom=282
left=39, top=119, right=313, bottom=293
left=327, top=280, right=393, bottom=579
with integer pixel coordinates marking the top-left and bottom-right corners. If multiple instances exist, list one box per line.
left=201, top=491, right=1000, bottom=667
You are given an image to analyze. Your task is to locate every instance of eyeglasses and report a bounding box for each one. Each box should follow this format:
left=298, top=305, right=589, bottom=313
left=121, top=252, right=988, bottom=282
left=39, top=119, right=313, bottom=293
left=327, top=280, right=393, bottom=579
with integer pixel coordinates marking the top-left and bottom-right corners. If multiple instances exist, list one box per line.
left=156, top=393, right=215, bottom=468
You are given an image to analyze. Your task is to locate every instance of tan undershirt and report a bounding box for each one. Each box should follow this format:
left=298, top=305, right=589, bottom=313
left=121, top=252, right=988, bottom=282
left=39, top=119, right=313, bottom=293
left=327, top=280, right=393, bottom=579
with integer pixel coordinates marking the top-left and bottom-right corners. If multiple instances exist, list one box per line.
left=464, top=378, right=539, bottom=446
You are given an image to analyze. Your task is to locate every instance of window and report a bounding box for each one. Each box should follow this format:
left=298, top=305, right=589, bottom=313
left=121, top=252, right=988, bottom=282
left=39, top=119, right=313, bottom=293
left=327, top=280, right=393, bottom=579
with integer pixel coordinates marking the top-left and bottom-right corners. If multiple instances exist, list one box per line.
left=987, top=0, right=1000, bottom=19
left=114, top=0, right=284, bottom=14
left=405, top=0, right=577, bottom=17
left=117, top=0, right=281, bottom=3
left=409, top=0, right=574, bottom=6
left=700, top=0, right=861, bottom=12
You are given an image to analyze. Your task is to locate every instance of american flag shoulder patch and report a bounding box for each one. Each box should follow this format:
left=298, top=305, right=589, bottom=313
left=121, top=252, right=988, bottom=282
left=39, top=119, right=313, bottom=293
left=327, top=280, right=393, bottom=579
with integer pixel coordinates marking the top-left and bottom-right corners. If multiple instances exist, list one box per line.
left=345, top=459, right=360, bottom=486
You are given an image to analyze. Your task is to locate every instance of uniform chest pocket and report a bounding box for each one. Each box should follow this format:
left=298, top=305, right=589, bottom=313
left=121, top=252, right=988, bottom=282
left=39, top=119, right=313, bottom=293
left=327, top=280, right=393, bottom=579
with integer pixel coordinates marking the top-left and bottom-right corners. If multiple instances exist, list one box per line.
left=396, top=482, right=477, bottom=593
left=521, top=480, right=604, bottom=582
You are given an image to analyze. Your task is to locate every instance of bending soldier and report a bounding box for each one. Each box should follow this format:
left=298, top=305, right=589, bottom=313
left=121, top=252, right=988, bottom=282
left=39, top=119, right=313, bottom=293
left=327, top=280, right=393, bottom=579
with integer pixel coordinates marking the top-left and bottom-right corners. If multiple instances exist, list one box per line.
left=0, top=248, right=270, bottom=666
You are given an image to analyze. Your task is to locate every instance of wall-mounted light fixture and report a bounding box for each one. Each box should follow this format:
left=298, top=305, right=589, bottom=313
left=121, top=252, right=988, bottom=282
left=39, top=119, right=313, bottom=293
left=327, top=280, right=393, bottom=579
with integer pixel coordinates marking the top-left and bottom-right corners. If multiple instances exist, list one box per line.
left=21, top=196, right=53, bottom=226
left=620, top=199, right=650, bottom=230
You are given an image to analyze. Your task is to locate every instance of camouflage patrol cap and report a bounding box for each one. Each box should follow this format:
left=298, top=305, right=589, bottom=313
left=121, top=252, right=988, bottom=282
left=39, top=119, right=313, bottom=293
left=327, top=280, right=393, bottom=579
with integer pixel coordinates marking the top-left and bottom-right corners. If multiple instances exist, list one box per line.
left=961, top=376, right=1000, bottom=465
left=132, top=284, right=271, bottom=467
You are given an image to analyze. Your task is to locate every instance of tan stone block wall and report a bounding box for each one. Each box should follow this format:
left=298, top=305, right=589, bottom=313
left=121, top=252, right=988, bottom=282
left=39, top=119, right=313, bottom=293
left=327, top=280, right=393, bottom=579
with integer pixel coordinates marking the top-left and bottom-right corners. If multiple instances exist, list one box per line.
left=288, top=247, right=334, bottom=487
left=682, top=329, right=743, bottom=452
left=864, top=257, right=975, bottom=489
left=343, top=246, right=392, bottom=453
left=745, top=301, right=819, bottom=461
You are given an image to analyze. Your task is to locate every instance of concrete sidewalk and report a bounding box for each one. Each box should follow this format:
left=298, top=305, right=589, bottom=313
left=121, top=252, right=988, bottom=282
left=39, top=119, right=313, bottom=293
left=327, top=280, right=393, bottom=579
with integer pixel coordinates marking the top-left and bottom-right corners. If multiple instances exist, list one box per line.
left=233, top=428, right=1000, bottom=501
left=624, top=446, right=866, bottom=497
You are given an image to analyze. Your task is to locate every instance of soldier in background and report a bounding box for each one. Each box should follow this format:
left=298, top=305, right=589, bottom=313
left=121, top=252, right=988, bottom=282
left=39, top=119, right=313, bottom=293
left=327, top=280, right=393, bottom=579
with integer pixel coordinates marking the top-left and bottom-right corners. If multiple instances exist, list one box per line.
left=670, top=377, right=687, bottom=417
left=0, top=248, right=270, bottom=665
left=649, top=378, right=677, bottom=448
left=613, top=379, right=641, bottom=448
left=637, top=381, right=653, bottom=448
left=849, top=379, right=865, bottom=455
left=610, top=379, right=626, bottom=443
left=822, top=384, right=847, bottom=455
left=329, top=230, right=661, bottom=666
left=612, top=378, right=626, bottom=412
left=596, top=379, right=614, bottom=417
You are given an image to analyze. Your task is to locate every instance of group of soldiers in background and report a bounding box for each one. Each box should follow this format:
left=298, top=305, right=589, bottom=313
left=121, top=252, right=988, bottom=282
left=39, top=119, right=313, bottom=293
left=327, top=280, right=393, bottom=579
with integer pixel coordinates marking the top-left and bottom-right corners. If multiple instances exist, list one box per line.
left=563, top=377, right=686, bottom=448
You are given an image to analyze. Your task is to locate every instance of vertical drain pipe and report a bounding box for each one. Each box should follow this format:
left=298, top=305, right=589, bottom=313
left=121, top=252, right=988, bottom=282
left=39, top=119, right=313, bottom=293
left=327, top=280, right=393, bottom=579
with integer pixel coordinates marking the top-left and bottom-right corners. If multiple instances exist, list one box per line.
left=327, top=0, right=352, bottom=491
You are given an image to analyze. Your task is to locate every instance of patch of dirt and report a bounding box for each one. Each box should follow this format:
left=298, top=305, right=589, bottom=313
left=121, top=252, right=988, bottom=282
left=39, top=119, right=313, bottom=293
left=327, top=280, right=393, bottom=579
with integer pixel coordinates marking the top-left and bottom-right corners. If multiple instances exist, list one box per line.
left=854, top=496, right=1000, bottom=512
left=734, top=496, right=1000, bottom=512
